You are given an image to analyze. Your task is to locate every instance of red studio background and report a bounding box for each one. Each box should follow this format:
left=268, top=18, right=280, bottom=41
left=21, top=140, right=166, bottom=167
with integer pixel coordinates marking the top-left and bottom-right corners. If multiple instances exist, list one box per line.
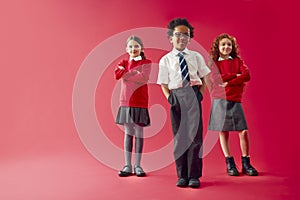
left=0, top=0, right=299, bottom=199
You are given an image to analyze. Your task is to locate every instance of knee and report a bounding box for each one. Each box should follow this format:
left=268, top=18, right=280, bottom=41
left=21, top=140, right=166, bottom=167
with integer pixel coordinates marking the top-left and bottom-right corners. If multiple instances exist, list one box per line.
left=124, top=125, right=134, bottom=135
left=125, top=134, right=133, bottom=139
left=135, top=130, right=144, bottom=139
left=220, top=131, right=229, bottom=138
left=239, top=130, right=248, bottom=137
left=134, top=125, right=144, bottom=138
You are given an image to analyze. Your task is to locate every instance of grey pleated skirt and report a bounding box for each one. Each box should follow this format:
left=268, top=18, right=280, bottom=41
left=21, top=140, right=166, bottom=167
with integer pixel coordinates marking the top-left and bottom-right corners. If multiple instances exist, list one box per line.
left=116, top=106, right=150, bottom=127
left=208, top=99, right=248, bottom=131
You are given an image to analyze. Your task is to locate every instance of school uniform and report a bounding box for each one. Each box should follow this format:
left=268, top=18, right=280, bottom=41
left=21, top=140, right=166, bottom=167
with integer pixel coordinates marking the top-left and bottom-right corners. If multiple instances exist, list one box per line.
left=208, top=57, right=250, bottom=131
left=157, top=48, right=210, bottom=179
left=115, top=56, right=152, bottom=127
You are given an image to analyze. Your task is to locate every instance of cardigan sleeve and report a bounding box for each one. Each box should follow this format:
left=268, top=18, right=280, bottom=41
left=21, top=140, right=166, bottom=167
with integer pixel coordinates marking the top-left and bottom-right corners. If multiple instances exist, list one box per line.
left=221, top=73, right=238, bottom=82
left=227, top=59, right=250, bottom=86
left=210, top=64, right=223, bottom=85
left=114, top=60, right=128, bottom=80
left=210, top=62, right=236, bottom=85
left=123, top=60, right=152, bottom=83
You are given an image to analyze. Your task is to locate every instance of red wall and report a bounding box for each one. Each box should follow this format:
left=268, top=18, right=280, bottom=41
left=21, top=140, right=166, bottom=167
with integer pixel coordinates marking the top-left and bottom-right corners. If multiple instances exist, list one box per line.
left=0, top=0, right=298, bottom=174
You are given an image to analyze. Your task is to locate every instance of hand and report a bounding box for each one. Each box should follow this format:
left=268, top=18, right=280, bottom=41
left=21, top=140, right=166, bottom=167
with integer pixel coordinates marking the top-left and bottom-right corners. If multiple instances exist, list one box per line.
left=118, top=66, right=125, bottom=70
left=237, top=74, right=241, bottom=77
left=219, top=82, right=228, bottom=87
left=131, top=70, right=140, bottom=75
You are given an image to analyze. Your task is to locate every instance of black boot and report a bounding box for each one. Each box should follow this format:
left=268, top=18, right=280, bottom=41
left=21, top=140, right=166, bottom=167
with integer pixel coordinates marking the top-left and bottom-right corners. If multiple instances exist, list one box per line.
left=225, top=157, right=239, bottom=176
left=242, top=156, right=258, bottom=176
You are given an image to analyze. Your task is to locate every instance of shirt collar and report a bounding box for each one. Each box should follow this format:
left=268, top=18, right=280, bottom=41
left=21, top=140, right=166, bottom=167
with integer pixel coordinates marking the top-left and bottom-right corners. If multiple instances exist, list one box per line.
left=218, top=56, right=233, bottom=61
left=130, top=56, right=142, bottom=61
left=172, top=48, right=190, bottom=56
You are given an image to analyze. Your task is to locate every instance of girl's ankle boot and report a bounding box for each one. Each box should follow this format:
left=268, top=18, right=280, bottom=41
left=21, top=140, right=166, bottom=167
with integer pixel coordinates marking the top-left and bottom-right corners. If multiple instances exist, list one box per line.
left=225, top=157, right=239, bottom=176
left=241, top=156, right=258, bottom=176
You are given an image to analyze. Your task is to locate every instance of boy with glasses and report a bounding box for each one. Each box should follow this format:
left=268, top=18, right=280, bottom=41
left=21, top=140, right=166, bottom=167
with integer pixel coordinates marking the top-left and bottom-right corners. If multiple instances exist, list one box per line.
left=157, top=18, right=210, bottom=188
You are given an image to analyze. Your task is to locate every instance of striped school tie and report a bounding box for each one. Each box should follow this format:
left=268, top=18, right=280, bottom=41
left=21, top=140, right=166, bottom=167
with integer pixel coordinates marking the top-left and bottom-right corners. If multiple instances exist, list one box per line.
left=178, top=52, right=190, bottom=87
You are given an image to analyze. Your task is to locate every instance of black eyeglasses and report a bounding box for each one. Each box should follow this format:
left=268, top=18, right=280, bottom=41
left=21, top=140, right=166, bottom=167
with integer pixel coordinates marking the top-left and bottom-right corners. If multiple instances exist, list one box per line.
left=173, top=32, right=190, bottom=39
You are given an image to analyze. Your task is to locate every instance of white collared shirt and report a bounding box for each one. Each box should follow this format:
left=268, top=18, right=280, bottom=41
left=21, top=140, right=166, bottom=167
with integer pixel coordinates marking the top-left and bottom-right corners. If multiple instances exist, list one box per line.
left=218, top=56, right=233, bottom=61
left=157, top=48, right=210, bottom=89
left=130, top=56, right=142, bottom=61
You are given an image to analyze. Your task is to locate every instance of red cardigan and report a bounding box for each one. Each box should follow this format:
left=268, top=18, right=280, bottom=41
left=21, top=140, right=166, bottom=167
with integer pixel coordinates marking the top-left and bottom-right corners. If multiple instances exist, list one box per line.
left=210, top=58, right=250, bottom=102
left=114, top=59, right=152, bottom=108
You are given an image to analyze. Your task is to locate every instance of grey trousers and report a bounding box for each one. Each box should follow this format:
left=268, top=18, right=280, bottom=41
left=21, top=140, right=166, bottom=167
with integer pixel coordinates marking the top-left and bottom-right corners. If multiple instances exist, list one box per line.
left=168, top=85, right=203, bottom=179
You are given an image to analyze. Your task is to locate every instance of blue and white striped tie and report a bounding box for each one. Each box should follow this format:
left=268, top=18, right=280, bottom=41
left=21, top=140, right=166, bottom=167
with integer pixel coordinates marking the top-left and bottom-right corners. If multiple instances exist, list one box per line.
left=178, top=52, right=190, bottom=87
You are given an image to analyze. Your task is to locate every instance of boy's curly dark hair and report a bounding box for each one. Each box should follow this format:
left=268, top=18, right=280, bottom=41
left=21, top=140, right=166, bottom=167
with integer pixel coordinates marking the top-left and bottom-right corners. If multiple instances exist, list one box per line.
left=210, top=33, right=240, bottom=62
left=167, top=18, right=194, bottom=38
